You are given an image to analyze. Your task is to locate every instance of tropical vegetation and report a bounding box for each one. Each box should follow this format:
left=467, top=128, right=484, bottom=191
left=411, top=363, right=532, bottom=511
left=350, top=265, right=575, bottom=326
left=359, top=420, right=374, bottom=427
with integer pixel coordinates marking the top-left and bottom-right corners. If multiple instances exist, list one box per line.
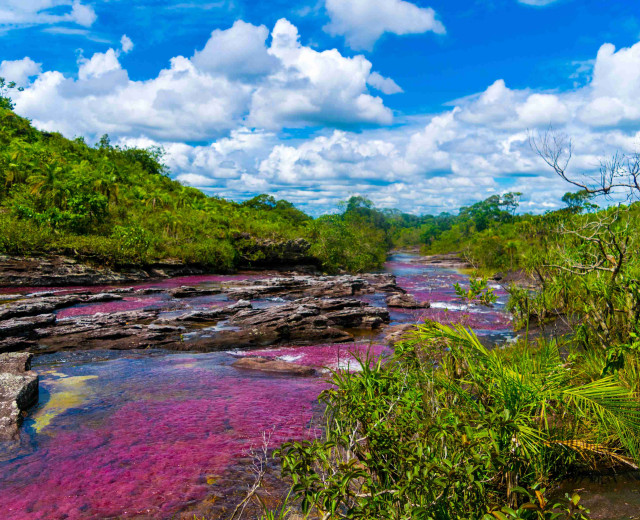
left=0, top=94, right=412, bottom=273
left=252, top=135, right=640, bottom=519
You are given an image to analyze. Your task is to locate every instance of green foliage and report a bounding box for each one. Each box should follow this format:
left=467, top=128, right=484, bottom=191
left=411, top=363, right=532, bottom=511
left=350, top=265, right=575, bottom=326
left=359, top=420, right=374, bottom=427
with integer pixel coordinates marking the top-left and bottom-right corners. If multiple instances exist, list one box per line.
left=506, top=205, right=640, bottom=352
left=561, top=190, right=597, bottom=214
left=308, top=212, right=388, bottom=274
left=268, top=322, right=640, bottom=519
left=0, top=107, right=407, bottom=272
left=0, top=77, right=24, bottom=111
left=454, top=274, right=498, bottom=306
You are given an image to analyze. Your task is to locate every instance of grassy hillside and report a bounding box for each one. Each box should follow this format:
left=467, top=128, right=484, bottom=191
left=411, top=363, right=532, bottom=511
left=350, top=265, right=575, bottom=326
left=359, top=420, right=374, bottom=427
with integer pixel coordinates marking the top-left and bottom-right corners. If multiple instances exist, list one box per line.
left=0, top=106, right=404, bottom=273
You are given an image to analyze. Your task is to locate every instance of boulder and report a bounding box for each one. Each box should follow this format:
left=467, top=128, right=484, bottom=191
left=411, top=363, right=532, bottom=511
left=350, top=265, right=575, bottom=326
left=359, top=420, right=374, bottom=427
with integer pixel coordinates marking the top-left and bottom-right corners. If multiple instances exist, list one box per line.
left=232, top=356, right=316, bottom=376
left=385, top=293, right=430, bottom=309
left=0, top=352, right=38, bottom=440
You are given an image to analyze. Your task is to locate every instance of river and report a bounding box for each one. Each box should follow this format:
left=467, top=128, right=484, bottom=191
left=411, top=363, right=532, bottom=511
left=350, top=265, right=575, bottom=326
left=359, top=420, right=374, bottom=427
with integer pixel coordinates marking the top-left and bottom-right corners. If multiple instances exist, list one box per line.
left=0, top=254, right=513, bottom=519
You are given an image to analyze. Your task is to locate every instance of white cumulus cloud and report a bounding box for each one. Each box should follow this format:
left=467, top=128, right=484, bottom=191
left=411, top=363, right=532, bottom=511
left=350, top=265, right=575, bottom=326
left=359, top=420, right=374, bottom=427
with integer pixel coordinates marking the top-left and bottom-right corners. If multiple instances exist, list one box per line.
left=120, top=35, right=134, bottom=54
left=9, top=22, right=640, bottom=214
left=368, top=71, right=403, bottom=94
left=12, top=18, right=395, bottom=141
left=0, top=57, right=42, bottom=86
left=0, top=1, right=97, bottom=29
left=324, top=0, right=445, bottom=50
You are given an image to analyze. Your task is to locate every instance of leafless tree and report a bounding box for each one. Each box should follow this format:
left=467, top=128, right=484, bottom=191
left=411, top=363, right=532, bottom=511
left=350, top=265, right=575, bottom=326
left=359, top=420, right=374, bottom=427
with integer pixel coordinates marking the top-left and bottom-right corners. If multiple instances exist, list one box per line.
left=529, top=129, right=640, bottom=201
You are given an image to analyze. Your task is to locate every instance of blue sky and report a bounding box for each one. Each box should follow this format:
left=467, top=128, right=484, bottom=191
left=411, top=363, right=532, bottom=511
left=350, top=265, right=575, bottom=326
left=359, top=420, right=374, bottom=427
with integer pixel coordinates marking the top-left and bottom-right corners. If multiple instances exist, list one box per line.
left=2, top=0, right=640, bottom=214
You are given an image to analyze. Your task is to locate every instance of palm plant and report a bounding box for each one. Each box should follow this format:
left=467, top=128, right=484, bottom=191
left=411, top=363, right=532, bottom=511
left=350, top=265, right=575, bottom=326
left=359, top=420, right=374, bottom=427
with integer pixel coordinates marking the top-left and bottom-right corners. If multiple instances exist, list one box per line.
left=274, top=323, right=640, bottom=519
left=417, top=323, right=640, bottom=484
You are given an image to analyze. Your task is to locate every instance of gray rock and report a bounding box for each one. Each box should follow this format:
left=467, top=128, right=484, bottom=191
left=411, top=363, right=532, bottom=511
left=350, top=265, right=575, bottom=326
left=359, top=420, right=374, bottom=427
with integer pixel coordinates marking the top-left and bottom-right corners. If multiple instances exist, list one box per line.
left=385, top=293, right=430, bottom=309
left=168, top=300, right=252, bottom=322
left=0, top=352, right=38, bottom=440
left=0, top=314, right=56, bottom=339
left=0, top=292, right=123, bottom=321
left=225, top=274, right=401, bottom=300
left=232, top=356, right=316, bottom=376
left=0, top=352, right=32, bottom=372
left=227, top=298, right=389, bottom=345
left=168, top=286, right=222, bottom=299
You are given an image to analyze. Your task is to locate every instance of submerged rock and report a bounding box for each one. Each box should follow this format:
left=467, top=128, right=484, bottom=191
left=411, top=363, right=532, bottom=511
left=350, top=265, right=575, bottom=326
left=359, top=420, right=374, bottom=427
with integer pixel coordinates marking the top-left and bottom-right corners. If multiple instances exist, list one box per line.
left=168, top=286, right=222, bottom=299
left=232, top=356, right=316, bottom=376
left=0, top=352, right=38, bottom=440
left=383, top=324, right=418, bottom=345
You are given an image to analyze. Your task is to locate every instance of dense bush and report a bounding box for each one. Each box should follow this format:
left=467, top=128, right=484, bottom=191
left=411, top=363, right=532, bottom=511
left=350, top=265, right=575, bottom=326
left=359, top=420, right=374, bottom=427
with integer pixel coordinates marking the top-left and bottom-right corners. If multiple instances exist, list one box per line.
left=264, top=322, right=640, bottom=519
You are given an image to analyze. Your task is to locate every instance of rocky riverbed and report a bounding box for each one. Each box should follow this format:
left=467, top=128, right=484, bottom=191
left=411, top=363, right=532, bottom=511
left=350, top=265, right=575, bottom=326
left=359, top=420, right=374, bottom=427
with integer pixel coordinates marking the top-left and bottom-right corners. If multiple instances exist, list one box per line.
left=0, top=253, right=517, bottom=519
left=0, top=273, right=409, bottom=355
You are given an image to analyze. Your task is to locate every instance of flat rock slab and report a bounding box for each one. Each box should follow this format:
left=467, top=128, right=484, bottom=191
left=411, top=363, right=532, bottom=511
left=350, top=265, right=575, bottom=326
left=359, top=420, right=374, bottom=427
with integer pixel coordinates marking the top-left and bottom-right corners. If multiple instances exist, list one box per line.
left=232, top=356, right=316, bottom=376
left=0, top=352, right=38, bottom=440
left=168, top=286, right=222, bottom=298
left=0, top=255, right=208, bottom=287
left=225, top=274, right=402, bottom=300
left=168, top=300, right=251, bottom=322
left=0, top=292, right=123, bottom=321
left=0, top=314, right=56, bottom=340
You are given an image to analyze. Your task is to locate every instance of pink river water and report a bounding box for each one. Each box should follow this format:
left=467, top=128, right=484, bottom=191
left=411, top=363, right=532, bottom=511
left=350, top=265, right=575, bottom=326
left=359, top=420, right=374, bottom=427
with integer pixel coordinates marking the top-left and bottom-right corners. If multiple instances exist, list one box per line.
left=0, top=254, right=513, bottom=519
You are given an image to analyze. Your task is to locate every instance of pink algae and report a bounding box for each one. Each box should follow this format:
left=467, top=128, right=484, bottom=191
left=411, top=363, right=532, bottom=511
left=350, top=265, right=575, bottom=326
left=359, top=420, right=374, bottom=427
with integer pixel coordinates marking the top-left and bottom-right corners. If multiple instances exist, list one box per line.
left=0, top=253, right=516, bottom=519
left=238, top=342, right=391, bottom=370
left=0, top=354, right=324, bottom=520
left=56, top=296, right=165, bottom=318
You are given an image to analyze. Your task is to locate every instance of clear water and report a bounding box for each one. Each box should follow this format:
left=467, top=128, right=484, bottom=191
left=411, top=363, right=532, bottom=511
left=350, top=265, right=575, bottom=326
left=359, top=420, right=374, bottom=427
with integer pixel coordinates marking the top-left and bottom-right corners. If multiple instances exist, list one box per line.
left=0, top=254, right=514, bottom=519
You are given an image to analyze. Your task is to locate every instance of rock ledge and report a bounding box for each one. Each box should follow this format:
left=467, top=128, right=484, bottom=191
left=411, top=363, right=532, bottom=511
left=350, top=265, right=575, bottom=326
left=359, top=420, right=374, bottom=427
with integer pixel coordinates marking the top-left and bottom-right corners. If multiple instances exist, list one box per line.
left=0, top=352, right=38, bottom=440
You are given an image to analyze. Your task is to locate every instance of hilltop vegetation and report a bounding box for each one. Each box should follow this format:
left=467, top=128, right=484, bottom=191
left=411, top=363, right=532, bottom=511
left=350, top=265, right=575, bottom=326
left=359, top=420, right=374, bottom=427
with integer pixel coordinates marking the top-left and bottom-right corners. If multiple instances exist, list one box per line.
left=0, top=103, right=420, bottom=273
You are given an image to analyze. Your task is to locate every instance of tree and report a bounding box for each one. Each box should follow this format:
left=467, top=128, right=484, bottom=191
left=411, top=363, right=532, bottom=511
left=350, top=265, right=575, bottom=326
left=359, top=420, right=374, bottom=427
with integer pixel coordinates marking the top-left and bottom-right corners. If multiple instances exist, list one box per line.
left=530, top=130, right=640, bottom=201
left=561, top=190, right=597, bottom=213
left=527, top=130, right=640, bottom=351
left=0, top=77, right=24, bottom=111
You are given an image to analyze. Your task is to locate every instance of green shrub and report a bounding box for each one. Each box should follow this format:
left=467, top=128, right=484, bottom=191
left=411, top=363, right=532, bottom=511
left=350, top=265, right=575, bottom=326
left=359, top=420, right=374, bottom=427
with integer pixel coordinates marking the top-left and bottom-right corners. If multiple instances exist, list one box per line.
left=269, top=323, right=640, bottom=519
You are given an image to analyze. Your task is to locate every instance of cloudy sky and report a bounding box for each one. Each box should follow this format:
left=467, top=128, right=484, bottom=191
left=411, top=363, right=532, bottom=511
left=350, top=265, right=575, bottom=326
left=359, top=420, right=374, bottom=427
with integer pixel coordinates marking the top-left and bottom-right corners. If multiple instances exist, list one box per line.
left=1, top=0, right=640, bottom=214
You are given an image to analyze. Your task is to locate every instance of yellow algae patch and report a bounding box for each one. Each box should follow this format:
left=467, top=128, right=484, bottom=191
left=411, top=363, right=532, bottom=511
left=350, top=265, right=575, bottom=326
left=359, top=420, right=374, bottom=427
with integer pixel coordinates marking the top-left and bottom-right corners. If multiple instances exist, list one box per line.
left=175, top=362, right=197, bottom=369
left=33, top=375, right=98, bottom=433
left=38, top=370, right=68, bottom=378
